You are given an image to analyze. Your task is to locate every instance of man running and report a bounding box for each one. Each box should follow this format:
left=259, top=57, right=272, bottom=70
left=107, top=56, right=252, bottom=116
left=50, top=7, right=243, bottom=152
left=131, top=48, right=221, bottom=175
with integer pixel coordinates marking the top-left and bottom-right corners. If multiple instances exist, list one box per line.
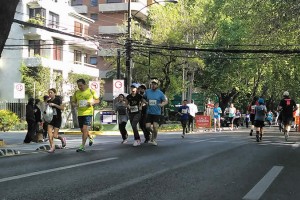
left=178, top=99, right=190, bottom=138
left=144, top=78, right=168, bottom=146
left=254, top=98, right=267, bottom=142
left=126, top=84, right=143, bottom=146
left=138, top=84, right=151, bottom=143
left=277, top=91, right=297, bottom=141
left=72, top=79, right=100, bottom=152
left=187, top=100, right=198, bottom=133
left=247, top=97, right=258, bottom=136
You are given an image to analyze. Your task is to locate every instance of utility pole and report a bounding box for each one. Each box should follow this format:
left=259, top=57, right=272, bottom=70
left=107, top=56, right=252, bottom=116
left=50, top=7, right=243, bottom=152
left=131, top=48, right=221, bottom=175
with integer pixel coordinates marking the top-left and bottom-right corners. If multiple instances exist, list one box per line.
left=125, top=0, right=132, bottom=93
left=117, top=49, right=121, bottom=79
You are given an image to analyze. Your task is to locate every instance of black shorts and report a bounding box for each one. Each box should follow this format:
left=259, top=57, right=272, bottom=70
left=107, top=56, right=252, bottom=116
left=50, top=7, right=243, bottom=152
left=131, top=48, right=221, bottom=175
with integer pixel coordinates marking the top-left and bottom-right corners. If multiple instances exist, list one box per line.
left=146, top=114, right=161, bottom=124
left=49, top=115, right=62, bottom=129
left=254, top=120, right=265, bottom=128
left=78, top=115, right=92, bottom=128
left=250, top=114, right=255, bottom=123
left=282, top=116, right=293, bottom=126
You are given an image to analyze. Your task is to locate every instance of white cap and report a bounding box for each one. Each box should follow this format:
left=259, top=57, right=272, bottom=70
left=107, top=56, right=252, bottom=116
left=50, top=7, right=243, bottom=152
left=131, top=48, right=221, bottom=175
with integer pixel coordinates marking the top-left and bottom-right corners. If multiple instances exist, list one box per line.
left=283, top=91, right=289, bottom=96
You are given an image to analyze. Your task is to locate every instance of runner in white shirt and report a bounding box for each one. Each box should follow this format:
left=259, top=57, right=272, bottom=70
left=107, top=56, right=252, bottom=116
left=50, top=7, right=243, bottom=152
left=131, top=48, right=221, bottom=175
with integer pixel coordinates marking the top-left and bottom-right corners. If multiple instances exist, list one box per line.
left=187, top=100, right=198, bottom=133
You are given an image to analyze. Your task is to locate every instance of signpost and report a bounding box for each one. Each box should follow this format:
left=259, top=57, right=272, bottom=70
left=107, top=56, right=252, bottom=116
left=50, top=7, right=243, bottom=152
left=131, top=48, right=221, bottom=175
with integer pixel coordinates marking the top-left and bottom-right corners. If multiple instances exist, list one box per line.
left=89, top=81, right=100, bottom=97
left=113, top=79, right=124, bottom=97
left=13, top=83, right=25, bottom=99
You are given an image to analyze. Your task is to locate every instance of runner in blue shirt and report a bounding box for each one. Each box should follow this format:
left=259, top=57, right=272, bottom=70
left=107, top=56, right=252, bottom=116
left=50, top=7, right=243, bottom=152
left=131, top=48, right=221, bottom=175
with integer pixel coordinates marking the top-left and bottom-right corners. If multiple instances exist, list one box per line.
left=144, top=78, right=168, bottom=146
left=213, top=103, right=222, bottom=132
left=178, top=100, right=190, bottom=138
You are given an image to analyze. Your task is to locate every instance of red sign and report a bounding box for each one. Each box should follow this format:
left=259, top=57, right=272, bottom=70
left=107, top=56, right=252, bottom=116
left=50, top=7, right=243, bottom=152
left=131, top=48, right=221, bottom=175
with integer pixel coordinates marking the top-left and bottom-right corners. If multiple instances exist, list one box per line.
left=195, top=115, right=211, bottom=128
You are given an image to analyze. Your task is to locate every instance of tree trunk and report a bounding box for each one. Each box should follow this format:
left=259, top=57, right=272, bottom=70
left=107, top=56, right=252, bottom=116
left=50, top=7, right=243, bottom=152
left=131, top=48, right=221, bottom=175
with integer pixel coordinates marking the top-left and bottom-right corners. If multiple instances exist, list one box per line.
left=0, top=0, right=19, bottom=57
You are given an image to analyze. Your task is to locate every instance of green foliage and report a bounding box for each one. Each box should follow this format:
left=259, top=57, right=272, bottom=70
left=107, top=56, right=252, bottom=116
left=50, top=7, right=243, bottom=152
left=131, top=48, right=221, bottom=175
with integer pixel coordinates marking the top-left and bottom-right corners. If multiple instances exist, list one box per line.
left=20, top=63, right=50, bottom=99
left=27, top=14, right=44, bottom=26
left=0, top=110, right=20, bottom=131
left=93, top=121, right=103, bottom=131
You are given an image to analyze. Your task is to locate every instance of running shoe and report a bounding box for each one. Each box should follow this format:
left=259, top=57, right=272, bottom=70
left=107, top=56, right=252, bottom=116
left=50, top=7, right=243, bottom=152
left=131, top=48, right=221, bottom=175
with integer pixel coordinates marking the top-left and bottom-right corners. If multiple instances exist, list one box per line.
left=62, top=137, right=67, bottom=148
left=144, top=139, right=149, bottom=143
left=259, top=134, right=262, bottom=141
left=249, top=130, right=253, bottom=136
left=133, top=140, right=141, bottom=147
left=76, top=145, right=85, bottom=152
left=284, top=131, right=289, bottom=141
left=256, top=134, right=259, bottom=142
left=181, top=134, right=185, bottom=138
left=48, top=148, right=55, bottom=153
left=121, top=139, right=128, bottom=144
left=89, top=135, right=94, bottom=146
left=150, top=140, right=158, bottom=146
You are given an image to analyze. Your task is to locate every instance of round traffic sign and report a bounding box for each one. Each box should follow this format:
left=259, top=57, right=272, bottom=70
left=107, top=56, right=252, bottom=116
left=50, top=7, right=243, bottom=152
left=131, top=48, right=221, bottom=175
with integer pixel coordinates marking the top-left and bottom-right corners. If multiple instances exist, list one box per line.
left=114, top=81, right=122, bottom=89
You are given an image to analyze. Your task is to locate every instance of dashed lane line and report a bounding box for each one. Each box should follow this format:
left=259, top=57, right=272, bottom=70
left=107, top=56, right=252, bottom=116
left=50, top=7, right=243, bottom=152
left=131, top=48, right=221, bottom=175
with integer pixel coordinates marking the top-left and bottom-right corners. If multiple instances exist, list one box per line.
left=0, top=157, right=118, bottom=183
left=243, top=166, right=283, bottom=200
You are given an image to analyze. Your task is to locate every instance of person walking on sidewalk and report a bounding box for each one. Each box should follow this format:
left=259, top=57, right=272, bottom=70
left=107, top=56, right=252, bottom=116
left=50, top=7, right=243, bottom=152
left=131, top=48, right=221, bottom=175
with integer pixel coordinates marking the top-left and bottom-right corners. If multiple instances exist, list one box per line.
left=144, top=78, right=168, bottom=146
left=40, top=95, right=50, bottom=141
left=277, top=91, right=297, bottom=141
left=115, top=94, right=129, bottom=144
left=187, top=99, right=198, bottom=133
left=72, top=79, right=100, bottom=152
left=254, top=98, right=267, bottom=142
left=24, top=98, right=36, bottom=143
left=126, top=84, right=143, bottom=146
left=47, top=88, right=66, bottom=153
left=178, top=99, right=190, bottom=138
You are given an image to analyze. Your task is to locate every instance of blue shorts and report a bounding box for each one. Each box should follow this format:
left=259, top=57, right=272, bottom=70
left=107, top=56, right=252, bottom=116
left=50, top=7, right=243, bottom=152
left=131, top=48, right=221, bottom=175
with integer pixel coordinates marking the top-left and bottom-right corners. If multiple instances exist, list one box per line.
left=78, top=115, right=92, bottom=128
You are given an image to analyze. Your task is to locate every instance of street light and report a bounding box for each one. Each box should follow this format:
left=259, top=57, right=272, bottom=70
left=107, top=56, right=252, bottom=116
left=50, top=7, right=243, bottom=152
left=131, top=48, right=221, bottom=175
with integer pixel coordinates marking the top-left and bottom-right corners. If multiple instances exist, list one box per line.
left=125, top=0, right=178, bottom=93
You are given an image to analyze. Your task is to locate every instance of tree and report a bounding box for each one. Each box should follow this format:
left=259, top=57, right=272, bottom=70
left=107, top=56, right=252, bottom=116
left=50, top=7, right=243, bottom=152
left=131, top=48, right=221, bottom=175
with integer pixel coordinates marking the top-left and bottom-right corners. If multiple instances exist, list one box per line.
left=0, top=0, right=19, bottom=57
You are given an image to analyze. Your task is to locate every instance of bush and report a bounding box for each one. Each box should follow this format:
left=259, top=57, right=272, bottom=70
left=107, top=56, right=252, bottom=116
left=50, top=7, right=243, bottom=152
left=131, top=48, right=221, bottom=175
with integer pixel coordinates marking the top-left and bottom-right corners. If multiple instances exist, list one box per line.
left=92, top=121, right=103, bottom=131
left=0, top=110, right=20, bottom=131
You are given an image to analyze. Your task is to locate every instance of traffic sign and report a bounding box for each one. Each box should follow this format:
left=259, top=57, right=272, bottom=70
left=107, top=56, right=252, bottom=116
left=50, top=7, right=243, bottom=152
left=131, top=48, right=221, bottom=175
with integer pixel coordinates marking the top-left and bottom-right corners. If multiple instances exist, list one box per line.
left=89, top=81, right=100, bottom=97
left=113, top=79, right=124, bottom=97
left=14, top=83, right=25, bottom=99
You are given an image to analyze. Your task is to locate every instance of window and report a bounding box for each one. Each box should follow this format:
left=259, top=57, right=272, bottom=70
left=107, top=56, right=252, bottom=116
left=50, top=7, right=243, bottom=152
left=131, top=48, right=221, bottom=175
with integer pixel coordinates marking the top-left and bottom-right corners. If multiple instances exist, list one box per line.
left=90, top=13, right=98, bottom=21
left=74, top=50, right=82, bottom=64
left=28, top=40, right=41, bottom=56
left=74, top=21, right=83, bottom=36
left=71, top=0, right=83, bottom=6
left=106, top=0, right=122, bottom=3
left=84, top=25, right=89, bottom=36
left=49, top=12, right=59, bottom=28
left=90, top=57, right=97, bottom=65
left=91, top=0, right=98, bottom=6
left=29, top=8, right=46, bottom=25
left=53, top=39, right=63, bottom=61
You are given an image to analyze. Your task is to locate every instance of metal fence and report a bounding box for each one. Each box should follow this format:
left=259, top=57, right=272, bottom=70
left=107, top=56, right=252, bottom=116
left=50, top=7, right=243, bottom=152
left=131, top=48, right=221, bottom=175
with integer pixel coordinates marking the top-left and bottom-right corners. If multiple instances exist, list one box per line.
left=0, top=100, right=27, bottom=120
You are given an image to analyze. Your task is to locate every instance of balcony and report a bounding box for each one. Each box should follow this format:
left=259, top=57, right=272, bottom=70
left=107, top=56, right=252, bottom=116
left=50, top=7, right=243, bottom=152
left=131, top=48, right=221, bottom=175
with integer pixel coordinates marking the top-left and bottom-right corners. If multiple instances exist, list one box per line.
left=99, top=2, right=148, bottom=20
left=72, top=5, right=88, bottom=14
left=98, top=25, right=126, bottom=35
left=23, top=57, right=99, bottom=77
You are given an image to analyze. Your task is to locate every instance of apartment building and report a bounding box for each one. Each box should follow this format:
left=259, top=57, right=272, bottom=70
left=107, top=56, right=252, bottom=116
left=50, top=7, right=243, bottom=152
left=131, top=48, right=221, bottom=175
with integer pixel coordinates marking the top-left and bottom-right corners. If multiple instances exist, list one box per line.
left=72, top=0, right=152, bottom=100
left=0, top=0, right=99, bottom=101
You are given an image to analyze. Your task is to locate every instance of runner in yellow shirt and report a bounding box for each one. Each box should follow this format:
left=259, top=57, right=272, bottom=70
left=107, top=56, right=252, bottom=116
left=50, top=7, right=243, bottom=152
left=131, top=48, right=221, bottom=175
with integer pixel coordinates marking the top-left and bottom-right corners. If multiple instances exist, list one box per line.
left=72, top=79, right=100, bottom=152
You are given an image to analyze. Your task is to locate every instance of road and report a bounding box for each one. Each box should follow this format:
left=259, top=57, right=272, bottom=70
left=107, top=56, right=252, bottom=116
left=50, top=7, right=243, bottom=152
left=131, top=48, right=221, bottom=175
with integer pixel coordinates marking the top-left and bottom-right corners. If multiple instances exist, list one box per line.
left=1, top=128, right=300, bottom=200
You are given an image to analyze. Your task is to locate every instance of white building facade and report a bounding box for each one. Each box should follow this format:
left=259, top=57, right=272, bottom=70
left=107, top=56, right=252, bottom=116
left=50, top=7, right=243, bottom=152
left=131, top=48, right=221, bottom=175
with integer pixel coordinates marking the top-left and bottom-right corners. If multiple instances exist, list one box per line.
left=0, top=0, right=100, bottom=101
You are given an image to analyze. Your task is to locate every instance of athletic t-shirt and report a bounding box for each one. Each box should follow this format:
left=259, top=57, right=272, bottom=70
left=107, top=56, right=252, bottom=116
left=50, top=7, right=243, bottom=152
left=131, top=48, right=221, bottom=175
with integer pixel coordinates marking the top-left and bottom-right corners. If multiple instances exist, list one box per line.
left=213, top=107, right=222, bottom=119
left=254, top=105, right=267, bottom=121
left=178, top=105, right=190, bottom=120
left=126, top=93, right=143, bottom=113
left=279, top=97, right=297, bottom=118
left=144, top=89, right=166, bottom=115
left=72, top=89, right=99, bottom=116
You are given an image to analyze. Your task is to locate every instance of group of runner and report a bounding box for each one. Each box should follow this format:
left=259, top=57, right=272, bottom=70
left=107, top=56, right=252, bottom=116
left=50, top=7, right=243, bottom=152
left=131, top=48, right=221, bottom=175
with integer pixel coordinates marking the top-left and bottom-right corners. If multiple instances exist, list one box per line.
left=114, top=78, right=167, bottom=146
left=248, top=91, right=298, bottom=142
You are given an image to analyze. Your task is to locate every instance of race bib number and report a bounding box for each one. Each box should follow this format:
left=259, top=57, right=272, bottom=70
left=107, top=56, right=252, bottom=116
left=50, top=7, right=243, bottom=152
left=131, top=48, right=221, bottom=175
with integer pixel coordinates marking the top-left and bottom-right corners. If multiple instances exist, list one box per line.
left=149, top=100, right=157, bottom=106
left=79, top=100, right=88, bottom=107
left=182, top=109, right=188, bottom=114
left=214, top=112, right=219, bottom=116
left=130, top=105, right=139, bottom=112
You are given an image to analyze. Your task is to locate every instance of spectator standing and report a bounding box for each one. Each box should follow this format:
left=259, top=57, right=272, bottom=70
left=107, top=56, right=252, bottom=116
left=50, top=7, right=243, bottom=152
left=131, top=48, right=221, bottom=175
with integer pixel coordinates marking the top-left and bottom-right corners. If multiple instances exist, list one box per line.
left=24, top=98, right=35, bottom=143
left=114, top=94, right=129, bottom=144
left=187, top=100, right=198, bottom=133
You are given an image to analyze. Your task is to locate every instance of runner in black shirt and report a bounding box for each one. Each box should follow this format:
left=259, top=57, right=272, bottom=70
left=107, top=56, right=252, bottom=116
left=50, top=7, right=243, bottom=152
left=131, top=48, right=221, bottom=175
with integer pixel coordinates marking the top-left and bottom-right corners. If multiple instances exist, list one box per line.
left=126, top=84, right=143, bottom=146
left=278, top=91, right=298, bottom=141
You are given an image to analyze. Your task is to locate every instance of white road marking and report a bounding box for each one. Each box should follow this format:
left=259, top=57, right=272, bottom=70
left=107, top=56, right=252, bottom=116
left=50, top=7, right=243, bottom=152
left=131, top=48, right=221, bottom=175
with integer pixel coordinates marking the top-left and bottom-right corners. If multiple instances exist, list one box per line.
left=243, top=166, right=283, bottom=200
left=0, top=157, right=117, bottom=183
left=190, top=138, right=215, bottom=143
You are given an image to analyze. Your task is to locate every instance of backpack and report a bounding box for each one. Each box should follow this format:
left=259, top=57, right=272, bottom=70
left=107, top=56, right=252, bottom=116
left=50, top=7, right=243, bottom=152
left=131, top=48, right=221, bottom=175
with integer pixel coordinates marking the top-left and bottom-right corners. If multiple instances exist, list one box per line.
left=44, top=104, right=54, bottom=123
